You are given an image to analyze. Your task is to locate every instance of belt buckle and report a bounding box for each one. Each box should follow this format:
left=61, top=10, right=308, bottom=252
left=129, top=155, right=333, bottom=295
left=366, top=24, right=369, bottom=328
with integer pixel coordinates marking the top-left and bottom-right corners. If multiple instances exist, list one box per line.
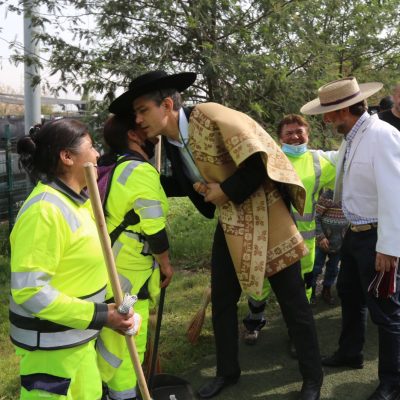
left=350, top=223, right=376, bottom=232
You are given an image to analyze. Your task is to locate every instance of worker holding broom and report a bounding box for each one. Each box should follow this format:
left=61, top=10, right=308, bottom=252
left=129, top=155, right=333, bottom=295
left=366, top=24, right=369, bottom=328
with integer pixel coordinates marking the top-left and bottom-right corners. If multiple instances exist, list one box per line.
left=96, top=114, right=174, bottom=400
left=108, top=70, right=323, bottom=400
left=10, top=119, right=136, bottom=400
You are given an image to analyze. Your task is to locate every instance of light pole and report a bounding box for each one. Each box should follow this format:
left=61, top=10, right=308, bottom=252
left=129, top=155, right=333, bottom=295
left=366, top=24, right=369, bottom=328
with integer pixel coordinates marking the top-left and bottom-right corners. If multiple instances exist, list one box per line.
left=23, top=0, right=41, bottom=131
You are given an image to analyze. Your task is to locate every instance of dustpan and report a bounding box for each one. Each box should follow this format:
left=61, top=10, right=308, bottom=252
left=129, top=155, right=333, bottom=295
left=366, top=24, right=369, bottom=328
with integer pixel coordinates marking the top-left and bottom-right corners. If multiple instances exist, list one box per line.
left=139, top=287, right=195, bottom=400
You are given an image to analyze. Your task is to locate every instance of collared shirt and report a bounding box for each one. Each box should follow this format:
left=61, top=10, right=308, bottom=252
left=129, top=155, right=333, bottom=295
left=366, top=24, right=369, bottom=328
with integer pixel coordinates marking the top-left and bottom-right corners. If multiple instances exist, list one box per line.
left=167, top=108, right=204, bottom=184
left=46, top=178, right=89, bottom=205
left=342, top=112, right=378, bottom=225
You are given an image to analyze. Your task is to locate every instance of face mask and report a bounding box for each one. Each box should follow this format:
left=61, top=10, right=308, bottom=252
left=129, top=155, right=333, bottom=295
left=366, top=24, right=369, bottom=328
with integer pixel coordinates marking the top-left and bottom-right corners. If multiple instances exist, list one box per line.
left=281, top=143, right=308, bottom=156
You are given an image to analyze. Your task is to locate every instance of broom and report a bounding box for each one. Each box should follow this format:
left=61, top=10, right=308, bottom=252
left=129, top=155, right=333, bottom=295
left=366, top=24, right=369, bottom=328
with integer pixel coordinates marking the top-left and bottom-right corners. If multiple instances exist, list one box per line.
left=186, top=287, right=211, bottom=344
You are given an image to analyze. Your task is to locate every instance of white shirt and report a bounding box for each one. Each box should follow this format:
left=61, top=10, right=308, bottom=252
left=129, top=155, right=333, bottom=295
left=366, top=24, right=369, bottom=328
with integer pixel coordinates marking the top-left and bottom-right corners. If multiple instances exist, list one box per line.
left=167, top=108, right=204, bottom=184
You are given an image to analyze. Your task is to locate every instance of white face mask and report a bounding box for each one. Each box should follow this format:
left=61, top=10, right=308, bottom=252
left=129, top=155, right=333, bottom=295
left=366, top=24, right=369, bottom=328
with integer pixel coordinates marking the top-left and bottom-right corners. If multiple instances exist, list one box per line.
left=281, top=143, right=308, bottom=156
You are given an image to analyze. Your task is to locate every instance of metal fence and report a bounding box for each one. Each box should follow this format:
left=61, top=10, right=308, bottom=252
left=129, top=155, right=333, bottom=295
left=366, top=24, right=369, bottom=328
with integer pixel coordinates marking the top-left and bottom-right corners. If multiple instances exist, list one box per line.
left=0, top=124, right=33, bottom=254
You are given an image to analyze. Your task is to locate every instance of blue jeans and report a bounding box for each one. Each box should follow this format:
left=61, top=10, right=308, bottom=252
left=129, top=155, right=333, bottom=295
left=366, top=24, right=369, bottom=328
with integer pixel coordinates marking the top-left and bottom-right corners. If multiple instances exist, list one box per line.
left=312, top=247, right=340, bottom=288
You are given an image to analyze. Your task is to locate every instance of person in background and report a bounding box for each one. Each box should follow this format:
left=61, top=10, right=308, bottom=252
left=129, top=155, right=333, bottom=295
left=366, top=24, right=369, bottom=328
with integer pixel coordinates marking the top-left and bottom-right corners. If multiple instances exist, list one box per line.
left=301, top=76, right=400, bottom=400
left=378, top=96, right=393, bottom=113
left=96, top=114, right=173, bottom=400
left=378, top=83, right=400, bottom=130
left=244, top=114, right=336, bottom=349
left=311, top=188, right=348, bottom=305
left=10, top=119, right=135, bottom=400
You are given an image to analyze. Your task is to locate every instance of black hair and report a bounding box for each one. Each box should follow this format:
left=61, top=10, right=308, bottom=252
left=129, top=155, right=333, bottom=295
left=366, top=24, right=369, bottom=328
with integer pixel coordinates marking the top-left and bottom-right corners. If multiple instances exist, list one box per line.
left=98, top=114, right=136, bottom=166
left=17, top=119, right=89, bottom=183
left=142, top=88, right=182, bottom=111
left=348, top=100, right=368, bottom=116
left=379, top=96, right=393, bottom=112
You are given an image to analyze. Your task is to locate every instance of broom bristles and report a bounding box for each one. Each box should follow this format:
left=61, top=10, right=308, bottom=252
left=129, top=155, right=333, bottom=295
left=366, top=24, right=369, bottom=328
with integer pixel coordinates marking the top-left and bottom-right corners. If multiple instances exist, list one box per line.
left=186, top=287, right=211, bottom=344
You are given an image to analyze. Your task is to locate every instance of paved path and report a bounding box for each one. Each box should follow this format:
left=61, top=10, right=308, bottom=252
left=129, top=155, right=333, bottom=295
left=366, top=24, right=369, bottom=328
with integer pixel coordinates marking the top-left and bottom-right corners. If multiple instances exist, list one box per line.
left=183, top=300, right=379, bottom=399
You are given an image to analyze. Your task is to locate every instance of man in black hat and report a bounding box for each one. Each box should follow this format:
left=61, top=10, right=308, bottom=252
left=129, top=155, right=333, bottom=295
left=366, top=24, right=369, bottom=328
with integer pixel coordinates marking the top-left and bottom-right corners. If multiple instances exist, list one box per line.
left=109, top=70, right=323, bottom=400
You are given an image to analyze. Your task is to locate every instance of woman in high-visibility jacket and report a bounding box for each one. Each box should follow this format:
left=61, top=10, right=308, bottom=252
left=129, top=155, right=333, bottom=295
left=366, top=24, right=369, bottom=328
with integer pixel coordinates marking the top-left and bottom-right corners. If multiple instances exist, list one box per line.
left=96, top=114, right=173, bottom=400
left=11, top=119, right=136, bottom=400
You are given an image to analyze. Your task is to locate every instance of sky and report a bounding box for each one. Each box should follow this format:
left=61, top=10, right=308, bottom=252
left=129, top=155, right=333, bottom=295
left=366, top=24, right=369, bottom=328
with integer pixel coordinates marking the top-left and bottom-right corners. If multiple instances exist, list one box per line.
left=0, top=3, right=24, bottom=93
left=0, top=1, right=87, bottom=100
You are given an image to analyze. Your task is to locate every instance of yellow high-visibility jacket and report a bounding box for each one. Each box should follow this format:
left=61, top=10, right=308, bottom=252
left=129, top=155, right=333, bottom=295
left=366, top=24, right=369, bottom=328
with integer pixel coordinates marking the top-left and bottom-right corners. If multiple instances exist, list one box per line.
left=10, top=180, right=108, bottom=351
left=288, top=150, right=336, bottom=277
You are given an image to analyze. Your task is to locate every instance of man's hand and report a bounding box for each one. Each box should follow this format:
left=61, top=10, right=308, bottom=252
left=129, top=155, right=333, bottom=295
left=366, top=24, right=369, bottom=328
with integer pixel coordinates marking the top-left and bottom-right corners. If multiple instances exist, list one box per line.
left=375, top=252, right=398, bottom=272
left=318, top=237, right=330, bottom=252
left=203, top=183, right=229, bottom=206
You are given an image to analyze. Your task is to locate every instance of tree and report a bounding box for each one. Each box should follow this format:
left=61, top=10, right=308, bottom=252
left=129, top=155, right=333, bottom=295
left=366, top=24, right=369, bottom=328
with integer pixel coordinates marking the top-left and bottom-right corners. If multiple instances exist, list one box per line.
left=3, top=0, right=400, bottom=137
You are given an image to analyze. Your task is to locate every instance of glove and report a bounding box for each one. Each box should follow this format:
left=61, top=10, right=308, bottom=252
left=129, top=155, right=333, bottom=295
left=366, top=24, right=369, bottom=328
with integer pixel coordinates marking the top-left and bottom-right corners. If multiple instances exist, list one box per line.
left=118, top=293, right=142, bottom=336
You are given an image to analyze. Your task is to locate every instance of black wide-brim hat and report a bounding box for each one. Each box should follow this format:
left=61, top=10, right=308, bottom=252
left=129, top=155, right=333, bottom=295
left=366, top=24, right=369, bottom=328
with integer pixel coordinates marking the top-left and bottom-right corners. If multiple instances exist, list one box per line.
left=109, top=70, right=197, bottom=115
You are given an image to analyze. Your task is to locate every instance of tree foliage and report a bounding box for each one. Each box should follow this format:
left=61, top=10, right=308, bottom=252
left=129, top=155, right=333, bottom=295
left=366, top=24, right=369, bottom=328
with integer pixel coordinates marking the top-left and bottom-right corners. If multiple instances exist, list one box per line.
left=3, top=0, right=400, bottom=145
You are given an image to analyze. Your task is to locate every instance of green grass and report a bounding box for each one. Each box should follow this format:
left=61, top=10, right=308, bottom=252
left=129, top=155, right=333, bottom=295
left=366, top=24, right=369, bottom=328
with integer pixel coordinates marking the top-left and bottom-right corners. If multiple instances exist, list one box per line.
left=0, top=256, right=19, bottom=400
left=166, top=197, right=216, bottom=270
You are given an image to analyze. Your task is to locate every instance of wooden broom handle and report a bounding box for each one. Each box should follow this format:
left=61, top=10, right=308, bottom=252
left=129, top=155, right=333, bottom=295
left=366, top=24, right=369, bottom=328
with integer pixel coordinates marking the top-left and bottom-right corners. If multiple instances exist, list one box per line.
left=155, top=136, right=162, bottom=172
left=84, top=162, right=152, bottom=400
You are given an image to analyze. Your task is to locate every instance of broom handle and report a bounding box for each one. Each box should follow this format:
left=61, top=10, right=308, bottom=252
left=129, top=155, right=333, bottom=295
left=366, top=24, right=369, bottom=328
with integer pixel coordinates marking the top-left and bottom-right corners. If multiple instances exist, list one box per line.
left=148, top=286, right=166, bottom=390
left=155, top=136, right=162, bottom=172
left=84, top=162, right=152, bottom=400
left=202, top=287, right=211, bottom=309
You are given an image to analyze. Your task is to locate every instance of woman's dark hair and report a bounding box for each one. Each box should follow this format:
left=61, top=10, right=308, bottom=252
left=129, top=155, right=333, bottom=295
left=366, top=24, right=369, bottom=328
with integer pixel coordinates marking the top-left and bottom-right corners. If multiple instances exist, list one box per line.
left=99, top=114, right=136, bottom=166
left=17, top=119, right=89, bottom=183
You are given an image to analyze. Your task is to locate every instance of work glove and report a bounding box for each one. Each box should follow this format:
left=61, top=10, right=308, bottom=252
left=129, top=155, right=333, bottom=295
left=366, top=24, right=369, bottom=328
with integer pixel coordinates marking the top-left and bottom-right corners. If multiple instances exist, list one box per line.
left=118, top=293, right=142, bottom=336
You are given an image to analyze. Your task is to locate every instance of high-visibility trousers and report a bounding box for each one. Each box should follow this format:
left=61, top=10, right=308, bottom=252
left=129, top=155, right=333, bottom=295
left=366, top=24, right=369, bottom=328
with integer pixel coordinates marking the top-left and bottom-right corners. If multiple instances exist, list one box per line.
left=16, top=340, right=102, bottom=400
left=97, top=299, right=149, bottom=400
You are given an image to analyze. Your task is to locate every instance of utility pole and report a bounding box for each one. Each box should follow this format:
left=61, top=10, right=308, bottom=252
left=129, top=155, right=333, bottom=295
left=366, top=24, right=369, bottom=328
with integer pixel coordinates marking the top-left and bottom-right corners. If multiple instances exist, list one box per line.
left=24, top=0, right=41, bottom=131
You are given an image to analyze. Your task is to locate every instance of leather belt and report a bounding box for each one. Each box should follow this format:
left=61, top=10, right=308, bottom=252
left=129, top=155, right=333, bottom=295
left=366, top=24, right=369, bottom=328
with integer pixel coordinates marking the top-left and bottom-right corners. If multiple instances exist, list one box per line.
left=350, top=223, right=377, bottom=232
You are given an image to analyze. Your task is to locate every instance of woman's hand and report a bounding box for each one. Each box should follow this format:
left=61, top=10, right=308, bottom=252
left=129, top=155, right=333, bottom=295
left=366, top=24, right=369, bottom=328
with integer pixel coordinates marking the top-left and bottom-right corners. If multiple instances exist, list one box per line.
left=154, top=250, right=174, bottom=288
left=106, top=303, right=136, bottom=333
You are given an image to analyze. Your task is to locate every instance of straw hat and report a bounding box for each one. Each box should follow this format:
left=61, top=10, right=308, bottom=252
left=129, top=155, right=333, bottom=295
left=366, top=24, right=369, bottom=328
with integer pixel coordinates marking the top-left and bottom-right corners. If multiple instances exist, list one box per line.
left=300, top=77, right=383, bottom=115
left=109, top=70, right=196, bottom=115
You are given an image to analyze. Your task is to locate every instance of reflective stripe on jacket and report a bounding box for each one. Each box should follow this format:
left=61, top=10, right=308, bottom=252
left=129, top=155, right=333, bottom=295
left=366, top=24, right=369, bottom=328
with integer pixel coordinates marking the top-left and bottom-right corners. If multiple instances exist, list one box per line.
left=288, top=150, right=336, bottom=240
left=10, top=182, right=108, bottom=350
left=106, top=158, right=168, bottom=280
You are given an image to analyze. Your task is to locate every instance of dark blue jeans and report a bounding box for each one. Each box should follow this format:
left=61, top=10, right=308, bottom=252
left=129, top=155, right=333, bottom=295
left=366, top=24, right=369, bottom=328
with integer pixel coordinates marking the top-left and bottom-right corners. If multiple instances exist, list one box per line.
left=312, top=247, right=341, bottom=288
left=336, top=227, right=400, bottom=384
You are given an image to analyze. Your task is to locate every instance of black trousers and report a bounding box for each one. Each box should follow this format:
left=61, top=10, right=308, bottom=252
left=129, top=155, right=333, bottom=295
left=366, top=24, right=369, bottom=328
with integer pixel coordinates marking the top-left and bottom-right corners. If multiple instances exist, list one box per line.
left=211, top=222, right=323, bottom=382
left=337, top=227, right=400, bottom=384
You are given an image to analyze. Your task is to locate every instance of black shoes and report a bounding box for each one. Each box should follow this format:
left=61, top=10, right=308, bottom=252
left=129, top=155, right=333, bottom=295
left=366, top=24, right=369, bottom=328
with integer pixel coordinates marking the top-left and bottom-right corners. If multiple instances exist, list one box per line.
left=367, top=383, right=400, bottom=400
left=322, top=351, right=364, bottom=369
left=298, top=379, right=322, bottom=400
left=197, top=375, right=240, bottom=399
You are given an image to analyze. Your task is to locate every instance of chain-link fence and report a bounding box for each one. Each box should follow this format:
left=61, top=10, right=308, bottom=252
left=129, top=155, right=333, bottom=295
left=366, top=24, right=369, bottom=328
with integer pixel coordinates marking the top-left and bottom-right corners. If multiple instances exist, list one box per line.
left=0, top=124, right=33, bottom=255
